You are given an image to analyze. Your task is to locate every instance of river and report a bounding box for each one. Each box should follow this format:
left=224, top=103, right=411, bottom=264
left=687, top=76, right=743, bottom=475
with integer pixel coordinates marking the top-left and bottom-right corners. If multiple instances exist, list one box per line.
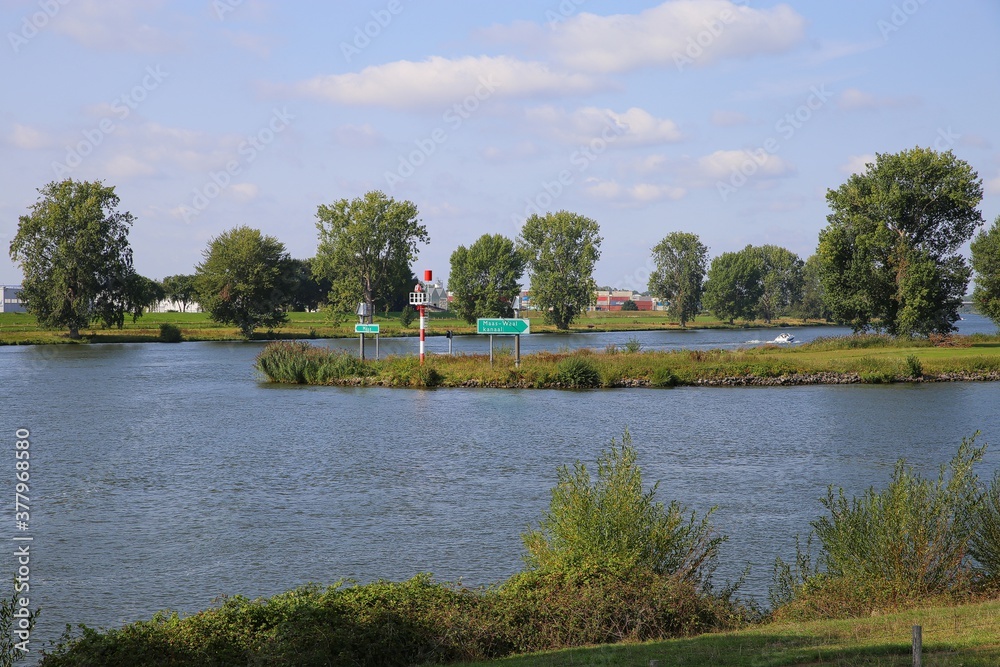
left=1, top=315, right=998, bottom=659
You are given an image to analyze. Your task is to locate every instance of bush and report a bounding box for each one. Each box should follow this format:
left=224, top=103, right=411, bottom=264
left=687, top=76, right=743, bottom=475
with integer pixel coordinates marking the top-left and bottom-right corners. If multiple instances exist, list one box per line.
left=158, top=322, right=182, bottom=343
left=400, top=305, right=416, bottom=328
left=521, top=431, right=725, bottom=588
left=971, top=471, right=1000, bottom=583
left=772, top=434, right=985, bottom=619
left=255, top=341, right=369, bottom=384
left=905, top=354, right=923, bottom=378
left=652, top=366, right=679, bottom=388
left=620, top=299, right=639, bottom=311
left=555, top=357, right=600, bottom=388
left=623, top=336, right=643, bottom=353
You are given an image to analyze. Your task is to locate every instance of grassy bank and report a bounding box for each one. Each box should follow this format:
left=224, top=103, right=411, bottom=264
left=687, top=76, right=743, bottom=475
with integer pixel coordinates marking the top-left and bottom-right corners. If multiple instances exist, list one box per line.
left=0, top=310, right=831, bottom=345
left=461, top=599, right=1000, bottom=666
left=255, top=333, right=1000, bottom=388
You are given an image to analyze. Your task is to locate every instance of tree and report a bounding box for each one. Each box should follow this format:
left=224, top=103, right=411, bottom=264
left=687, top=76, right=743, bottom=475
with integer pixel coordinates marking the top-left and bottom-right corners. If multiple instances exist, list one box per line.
left=620, top=299, right=639, bottom=311
left=161, top=274, right=198, bottom=312
left=648, top=232, right=708, bottom=327
left=702, top=248, right=763, bottom=324
left=313, top=191, right=428, bottom=321
left=9, top=179, right=142, bottom=338
left=817, top=147, right=983, bottom=336
left=519, top=211, right=602, bottom=329
left=971, top=215, right=1000, bottom=328
left=448, top=233, right=526, bottom=324
left=278, top=258, right=330, bottom=312
left=792, top=254, right=832, bottom=321
left=755, top=245, right=804, bottom=323
left=130, top=275, right=165, bottom=312
left=195, top=226, right=291, bottom=338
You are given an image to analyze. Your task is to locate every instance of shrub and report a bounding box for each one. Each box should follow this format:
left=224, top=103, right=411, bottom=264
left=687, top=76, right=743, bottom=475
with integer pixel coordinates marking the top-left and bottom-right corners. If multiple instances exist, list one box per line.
left=555, top=357, right=600, bottom=388
left=772, top=434, right=985, bottom=619
left=521, top=431, right=725, bottom=588
left=904, top=354, right=923, bottom=378
left=158, top=322, right=182, bottom=343
left=620, top=299, right=639, bottom=311
left=652, top=366, right=679, bottom=388
left=400, top=305, right=416, bottom=328
left=971, top=471, right=1000, bottom=583
left=623, top=336, right=643, bottom=353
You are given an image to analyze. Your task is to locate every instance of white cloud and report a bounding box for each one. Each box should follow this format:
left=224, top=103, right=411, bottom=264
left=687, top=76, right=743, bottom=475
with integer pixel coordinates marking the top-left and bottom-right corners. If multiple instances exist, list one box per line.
left=710, top=110, right=750, bottom=127
left=229, top=183, right=259, bottom=201
left=838, top=88, right=919, bottom=111
left=840, top=154, right=876, bottom=175
left=8, top=123, right=53, bottom=150
left=583, top=177, right=685, bottom=203
left=525, top=106, right=681, bottom=146
left=333, top=123, right=383, bottom=149
left=696, top=149, right=794, bottom=180
left=986, top=174, right=1000, bottom=196
left=53, top=0, right=183, bottom=53
left=546, top=0, right=806, bottom=73
left=288, top=56, right=604, bottom=109
left=104, top=154, right=156, bottom=179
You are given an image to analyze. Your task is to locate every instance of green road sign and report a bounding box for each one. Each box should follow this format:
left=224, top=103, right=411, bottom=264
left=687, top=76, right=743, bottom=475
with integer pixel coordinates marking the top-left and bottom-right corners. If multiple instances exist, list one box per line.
left=355, top=323, right=380, bottom=334
left=477, top=318, right=530, bottom=335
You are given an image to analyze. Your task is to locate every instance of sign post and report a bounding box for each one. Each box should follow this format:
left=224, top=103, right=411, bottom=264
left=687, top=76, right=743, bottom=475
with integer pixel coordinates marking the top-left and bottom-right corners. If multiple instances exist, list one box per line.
left=354, top=323, right=380, bottom=360
left=477, top=318, right=530, bottom=367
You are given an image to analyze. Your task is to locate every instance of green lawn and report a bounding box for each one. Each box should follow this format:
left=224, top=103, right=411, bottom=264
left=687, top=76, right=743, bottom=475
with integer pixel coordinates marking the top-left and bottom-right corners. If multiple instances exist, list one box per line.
left=461, top=599, right=1000, bottom=666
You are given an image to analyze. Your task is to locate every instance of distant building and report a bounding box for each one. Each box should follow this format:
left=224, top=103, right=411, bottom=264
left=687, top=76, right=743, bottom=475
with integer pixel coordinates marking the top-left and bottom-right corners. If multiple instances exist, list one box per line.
left=592, top=290, right=661, bottom=311
left=0, top=285, right=26, bottom=313
left=149, top=299, right=201, bottom=313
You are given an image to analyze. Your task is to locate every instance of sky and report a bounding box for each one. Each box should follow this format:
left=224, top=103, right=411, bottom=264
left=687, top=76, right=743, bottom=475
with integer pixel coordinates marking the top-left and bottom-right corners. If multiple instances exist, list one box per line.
left=2, top=0, right=999, bottom=292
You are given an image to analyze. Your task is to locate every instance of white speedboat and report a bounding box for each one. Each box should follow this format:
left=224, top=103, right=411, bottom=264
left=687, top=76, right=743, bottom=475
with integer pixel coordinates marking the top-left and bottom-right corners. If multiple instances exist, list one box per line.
left=774, top=332, right=795, bottom=343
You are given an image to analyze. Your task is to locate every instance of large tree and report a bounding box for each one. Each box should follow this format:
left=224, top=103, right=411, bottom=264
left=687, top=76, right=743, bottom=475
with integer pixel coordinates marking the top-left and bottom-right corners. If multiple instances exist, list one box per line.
left=648, top=232, right=708, bottom=327
left=971, top=214, right=1000, bottom=328
left=792, top=254, right=833, bottom=321
left=449, top=234, right=526, bottom=324
left=195, top=226, right=291, bottom=338
left=702, top=247, right=763, bottom=324
left=9, top=179, right=142, bottom=338
left=817, top=147, right=983, bottom=336
left=519, top=211, right=602, bottom=329
left=755, top=245, right=804, bottom=323
left=313, top=191, right=428, bottom=321
left=278, top=258, right=331, bottom=312
left=161, top=274, right=198, bottom=312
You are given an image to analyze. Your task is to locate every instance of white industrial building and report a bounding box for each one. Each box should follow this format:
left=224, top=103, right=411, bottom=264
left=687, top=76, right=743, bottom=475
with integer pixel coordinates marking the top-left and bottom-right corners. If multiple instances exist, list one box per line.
left=1, top=285, right=26, bottom=313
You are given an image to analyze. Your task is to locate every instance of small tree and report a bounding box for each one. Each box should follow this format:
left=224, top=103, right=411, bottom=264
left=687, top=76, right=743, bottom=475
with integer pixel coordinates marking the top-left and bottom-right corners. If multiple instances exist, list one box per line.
left=449, top=234, right=526, bottom=324
left=648, top=232, right=708, bottom=327
left=161, top=274, right=198, bottom=312
left=755, top=245, right=804, bottom=323
left=195, top=226, right=291, bottom=338
left=971, top=214, right=1000, bottom=328
left=9, top=179, right=142, bottom=338
left=519, top=211, right=602, bottom=329
left=620, top=299, right=639, bottom=311
left=702, top=248, right=763, bottom=324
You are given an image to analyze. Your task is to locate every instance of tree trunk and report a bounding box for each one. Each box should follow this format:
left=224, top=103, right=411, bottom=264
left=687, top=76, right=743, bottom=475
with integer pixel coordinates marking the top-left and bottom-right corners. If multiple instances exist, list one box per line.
left=69, top=326, right=80, bottom=339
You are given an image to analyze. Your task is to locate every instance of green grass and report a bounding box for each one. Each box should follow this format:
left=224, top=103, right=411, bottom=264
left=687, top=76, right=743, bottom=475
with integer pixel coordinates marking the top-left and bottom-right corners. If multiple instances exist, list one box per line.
left=459, top=599, right=1000, bottom=666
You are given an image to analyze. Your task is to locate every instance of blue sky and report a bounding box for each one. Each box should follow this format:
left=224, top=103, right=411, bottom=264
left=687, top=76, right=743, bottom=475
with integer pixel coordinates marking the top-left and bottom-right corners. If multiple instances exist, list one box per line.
left=2, top=0, right=999, bottom=291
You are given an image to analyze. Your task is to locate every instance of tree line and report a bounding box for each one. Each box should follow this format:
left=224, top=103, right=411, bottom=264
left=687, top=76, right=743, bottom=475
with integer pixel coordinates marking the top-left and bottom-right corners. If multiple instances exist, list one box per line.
left=7, top=147, right=1000, bottom=339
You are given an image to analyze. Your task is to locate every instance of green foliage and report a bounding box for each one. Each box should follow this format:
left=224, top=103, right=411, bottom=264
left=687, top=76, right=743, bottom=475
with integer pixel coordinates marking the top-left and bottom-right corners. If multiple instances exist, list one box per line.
left=519, top=211, right=602, bottom=329
left=449, top=234, right=526, bottom=324
left=623, top=336, right=642, bottom=353
left=648, top=232, right=708, bottom=327
left=278, top=257, right=330, bottom=312
left=255, top=341, right=370, bottom=384
left=158, top=323, right=182, bottom=343
left=399, top=304, right=416, bottom=328
left=195, top=225, right=290, bottom=339
left=521, top=431, right=725, bottom=590
left=313, top=190, right=428, bottom=319
left=818, top=147, right=984, bottom=336
left=774, top=435, right=985, bottom=619
left=9, top=179, right=142, bottom=338
left=971, top=214, right=1000, bottom=329
left=971, top=472, right=1000, bottom=583
left=905, top=354, right=923, bottom=378
left=754, top=245, right=804, bottom=323
left=651, top=366, right=679, bottom=387
left=702, top=247, right=763, bottom=324
left=618, top=299, right=637, bottom=311
left=791, top=254, right=833, bottom=321
left=555, top=357, right=600, bottom=388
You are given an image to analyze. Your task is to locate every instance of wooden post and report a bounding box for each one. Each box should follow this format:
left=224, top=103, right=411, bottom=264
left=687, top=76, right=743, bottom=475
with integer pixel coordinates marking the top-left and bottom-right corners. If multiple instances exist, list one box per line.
left=912, top=625, right=922, bottom=667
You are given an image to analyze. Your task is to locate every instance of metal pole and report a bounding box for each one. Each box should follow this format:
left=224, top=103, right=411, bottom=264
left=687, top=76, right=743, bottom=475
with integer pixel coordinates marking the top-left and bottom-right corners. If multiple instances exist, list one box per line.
left=375, top=334, right=379, bottom=360
left=448, top=334, right=453, bottom=355
left=490, top=334, right=494, bottom=366
left=359, top=333, right=365, bottom=360
left=419, top=304, right=426, bottom=364
left=515, top=333, right=521, bottom=368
